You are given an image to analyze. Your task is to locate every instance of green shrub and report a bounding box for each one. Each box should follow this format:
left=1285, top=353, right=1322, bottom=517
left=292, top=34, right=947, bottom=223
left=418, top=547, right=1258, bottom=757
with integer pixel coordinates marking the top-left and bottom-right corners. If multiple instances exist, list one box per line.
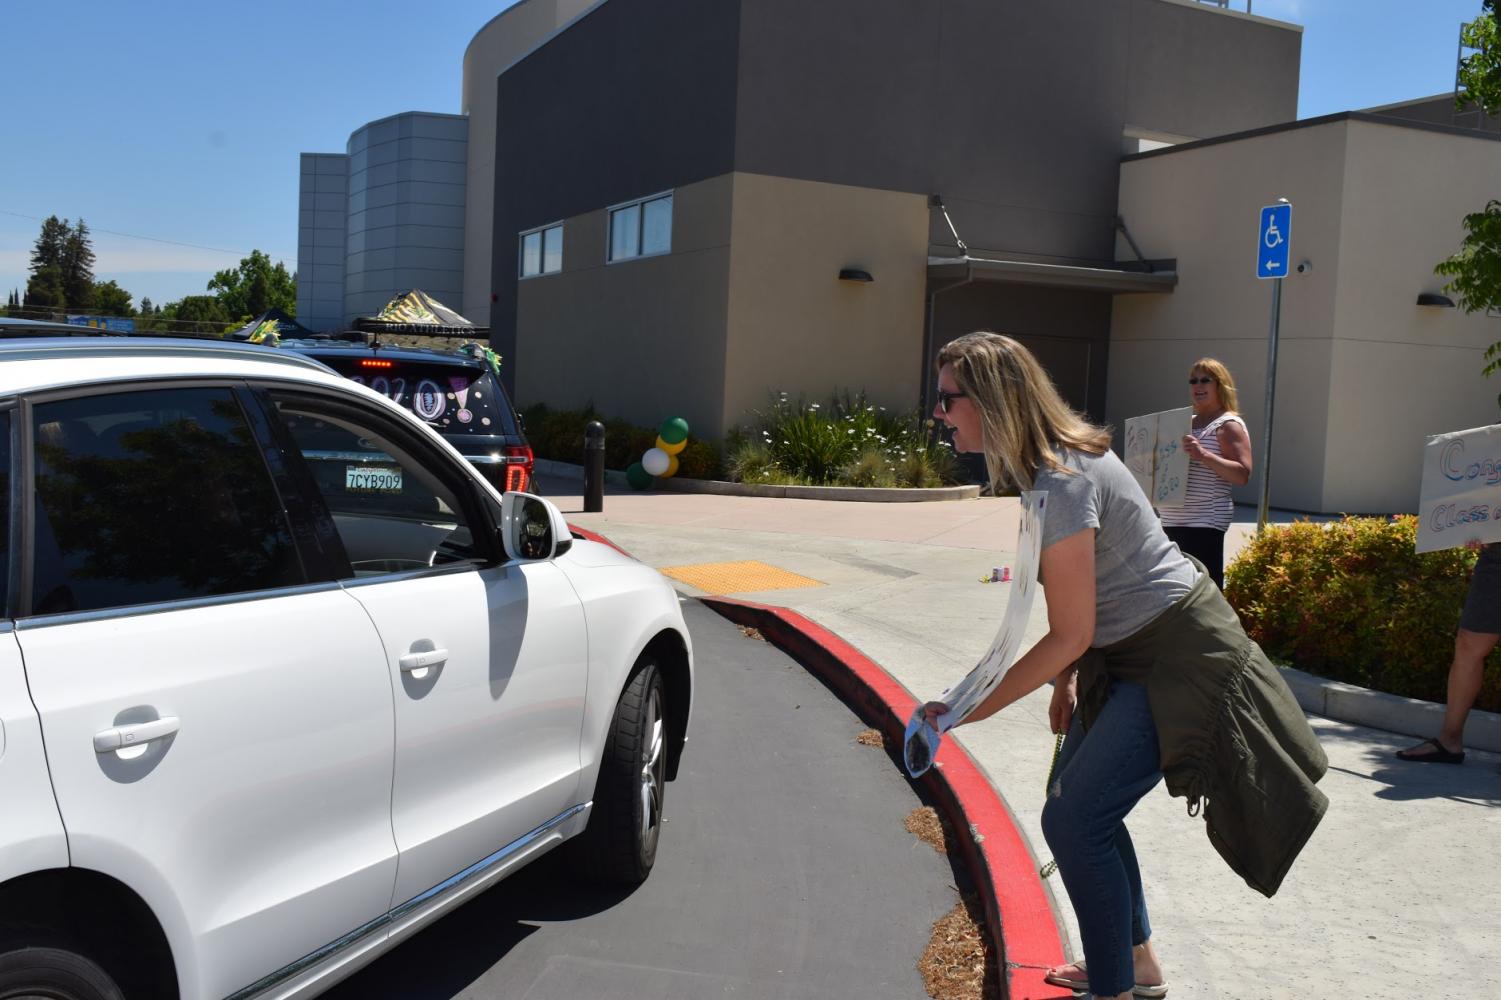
left=838, top=448, right=899, bottom=488
left=737, top=390, right=962, bottom=487
left=1225, top=516, right=1501, bottom=710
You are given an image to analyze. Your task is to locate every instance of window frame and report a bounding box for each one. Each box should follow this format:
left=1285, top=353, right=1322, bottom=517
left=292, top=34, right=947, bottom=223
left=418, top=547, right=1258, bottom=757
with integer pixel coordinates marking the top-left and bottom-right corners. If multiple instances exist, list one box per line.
left=11, top=377, right=315, bottom=624
left=518, top=221, right=565, bottom=279
left=253, top=382, right=506, bottom=582
left=2, top=401, right=16, bottom=621
left=605, top=190, right=674, bottom=264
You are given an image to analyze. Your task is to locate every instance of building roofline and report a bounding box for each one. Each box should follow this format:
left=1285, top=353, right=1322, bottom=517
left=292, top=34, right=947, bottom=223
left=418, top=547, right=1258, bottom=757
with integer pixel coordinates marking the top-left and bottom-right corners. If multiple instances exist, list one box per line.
left=468, top=0, right=611, bottom=83
left=1359, top=92, right=1459, bottom=114
left=1121, top=109, right=1501, bottom=163
left=349, top=109, right=468, bottom=135
left=1149, top=0, right=1302, bottom=33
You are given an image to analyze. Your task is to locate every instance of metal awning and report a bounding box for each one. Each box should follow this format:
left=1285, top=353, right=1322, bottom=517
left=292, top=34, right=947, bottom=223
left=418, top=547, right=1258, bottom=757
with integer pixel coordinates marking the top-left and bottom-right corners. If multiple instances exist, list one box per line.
left=927, top=255, right=1177, bottom=294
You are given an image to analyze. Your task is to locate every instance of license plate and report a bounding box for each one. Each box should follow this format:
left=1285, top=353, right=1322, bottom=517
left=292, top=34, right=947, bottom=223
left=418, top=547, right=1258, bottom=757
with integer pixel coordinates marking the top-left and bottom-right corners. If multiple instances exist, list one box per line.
left=345, top=466, right=403, bottom=492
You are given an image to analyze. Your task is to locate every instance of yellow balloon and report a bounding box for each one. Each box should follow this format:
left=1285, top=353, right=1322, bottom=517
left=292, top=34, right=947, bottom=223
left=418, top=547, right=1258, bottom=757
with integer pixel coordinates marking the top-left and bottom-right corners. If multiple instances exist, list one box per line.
left=656, top=434, right=687, bottom=456
left=664, top=454, right=680, bottom=478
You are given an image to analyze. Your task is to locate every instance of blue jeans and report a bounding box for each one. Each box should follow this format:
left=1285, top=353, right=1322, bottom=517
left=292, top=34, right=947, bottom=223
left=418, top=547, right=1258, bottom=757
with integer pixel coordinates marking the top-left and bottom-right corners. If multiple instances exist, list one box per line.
left=1041, top=680, right=1163, bottom=997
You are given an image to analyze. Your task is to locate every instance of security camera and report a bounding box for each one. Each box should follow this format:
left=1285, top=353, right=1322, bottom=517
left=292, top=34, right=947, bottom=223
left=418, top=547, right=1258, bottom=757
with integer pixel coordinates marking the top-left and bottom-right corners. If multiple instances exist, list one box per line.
left=1295, top=260, right=1312, bottom=275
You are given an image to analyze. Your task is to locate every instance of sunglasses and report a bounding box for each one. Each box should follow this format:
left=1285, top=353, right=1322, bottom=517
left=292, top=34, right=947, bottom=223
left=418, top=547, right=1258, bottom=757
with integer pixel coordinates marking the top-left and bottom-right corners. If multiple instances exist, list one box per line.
left=1188, top=377, right=1216, bottom=386
left=935, top=388, right=967, bottom=414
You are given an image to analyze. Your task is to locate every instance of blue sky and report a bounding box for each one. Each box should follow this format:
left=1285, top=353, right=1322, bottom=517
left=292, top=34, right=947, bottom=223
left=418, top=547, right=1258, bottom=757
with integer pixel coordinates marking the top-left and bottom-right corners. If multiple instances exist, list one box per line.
left=0, top=0, right=1487, bottom=310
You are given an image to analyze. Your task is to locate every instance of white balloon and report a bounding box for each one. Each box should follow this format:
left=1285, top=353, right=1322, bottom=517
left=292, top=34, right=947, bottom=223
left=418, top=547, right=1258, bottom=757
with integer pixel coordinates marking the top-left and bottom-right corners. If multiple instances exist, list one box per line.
left=642, top=447, right=670, bottom=476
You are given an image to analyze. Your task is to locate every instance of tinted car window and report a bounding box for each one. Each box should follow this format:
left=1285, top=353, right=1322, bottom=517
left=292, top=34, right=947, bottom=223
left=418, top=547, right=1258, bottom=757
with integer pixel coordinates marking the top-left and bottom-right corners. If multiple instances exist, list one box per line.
left=270, top=394, right=483, bottom=576
left=314, top=356, right=520, bottom=437
left=0, top=411, right=9, bottom=614
left=30, top=387, right=302, bottom=616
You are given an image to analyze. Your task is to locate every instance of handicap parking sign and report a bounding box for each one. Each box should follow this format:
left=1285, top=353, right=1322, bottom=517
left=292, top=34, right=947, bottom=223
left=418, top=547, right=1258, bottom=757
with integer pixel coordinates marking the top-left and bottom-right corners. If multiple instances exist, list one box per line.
left=1257, top=203, right=1291, bottom=279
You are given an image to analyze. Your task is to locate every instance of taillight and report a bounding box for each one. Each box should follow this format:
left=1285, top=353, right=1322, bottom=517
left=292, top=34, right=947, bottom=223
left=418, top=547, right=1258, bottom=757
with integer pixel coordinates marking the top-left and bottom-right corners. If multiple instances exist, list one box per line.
left=504, top=445, right=534, bottom=492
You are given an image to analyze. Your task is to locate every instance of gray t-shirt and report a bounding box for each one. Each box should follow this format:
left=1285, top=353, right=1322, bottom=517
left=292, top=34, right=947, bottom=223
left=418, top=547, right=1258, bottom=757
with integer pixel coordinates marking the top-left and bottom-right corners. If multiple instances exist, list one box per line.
left=1034, top=448, right=1199, bottom=646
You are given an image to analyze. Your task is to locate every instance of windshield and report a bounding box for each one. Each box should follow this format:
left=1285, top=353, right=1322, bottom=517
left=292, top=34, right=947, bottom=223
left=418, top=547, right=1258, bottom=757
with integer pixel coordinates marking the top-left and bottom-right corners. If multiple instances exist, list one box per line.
left=317, top=356, right=521, bottom=437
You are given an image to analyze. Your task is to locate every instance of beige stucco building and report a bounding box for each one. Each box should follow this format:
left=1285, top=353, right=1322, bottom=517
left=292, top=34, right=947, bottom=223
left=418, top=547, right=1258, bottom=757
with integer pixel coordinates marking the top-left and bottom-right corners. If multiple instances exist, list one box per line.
left=1110, top=112, right=1501, bottom=514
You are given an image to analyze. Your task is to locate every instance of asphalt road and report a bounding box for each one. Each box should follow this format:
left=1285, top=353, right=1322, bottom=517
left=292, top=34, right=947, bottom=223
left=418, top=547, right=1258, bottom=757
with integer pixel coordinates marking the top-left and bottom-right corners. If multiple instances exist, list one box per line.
left=321, top=599, right=960, bottom=999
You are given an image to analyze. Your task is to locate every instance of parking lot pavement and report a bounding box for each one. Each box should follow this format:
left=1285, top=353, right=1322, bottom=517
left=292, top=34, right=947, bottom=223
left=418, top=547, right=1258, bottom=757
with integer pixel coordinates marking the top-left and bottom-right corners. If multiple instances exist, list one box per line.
left=321, top=600, right=960, bottom=1000
left=546, top=476, right=1501, bottom=1000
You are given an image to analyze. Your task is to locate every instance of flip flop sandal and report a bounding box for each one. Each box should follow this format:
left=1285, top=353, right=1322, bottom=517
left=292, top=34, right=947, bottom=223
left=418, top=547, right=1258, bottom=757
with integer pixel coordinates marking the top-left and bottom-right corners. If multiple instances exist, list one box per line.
left=1394, top=737, right=1465, bottom=764
left=1044, top=962, right=1169, bottom=998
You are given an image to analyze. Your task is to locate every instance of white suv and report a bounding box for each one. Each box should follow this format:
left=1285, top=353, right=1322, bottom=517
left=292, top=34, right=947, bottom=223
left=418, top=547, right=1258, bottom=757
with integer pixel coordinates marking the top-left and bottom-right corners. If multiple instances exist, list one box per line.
left=0, top=338, right=693, bottom=1000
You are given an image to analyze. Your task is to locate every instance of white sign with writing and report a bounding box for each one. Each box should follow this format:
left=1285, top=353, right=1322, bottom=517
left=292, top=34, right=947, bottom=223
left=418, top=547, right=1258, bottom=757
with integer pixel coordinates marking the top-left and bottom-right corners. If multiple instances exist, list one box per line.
left=1125, top=406, right=1192, bottom=508
left=1416, top=423, right=1501, bottom=553
left=903, top=490, right=1047, bottom=778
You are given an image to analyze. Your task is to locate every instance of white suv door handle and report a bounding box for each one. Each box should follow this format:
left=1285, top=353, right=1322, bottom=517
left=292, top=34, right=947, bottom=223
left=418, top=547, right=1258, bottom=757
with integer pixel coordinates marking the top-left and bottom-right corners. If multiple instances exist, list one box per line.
left=398, top=648, right=448, bottom=672
left=94, top=717, right=180, bottom=753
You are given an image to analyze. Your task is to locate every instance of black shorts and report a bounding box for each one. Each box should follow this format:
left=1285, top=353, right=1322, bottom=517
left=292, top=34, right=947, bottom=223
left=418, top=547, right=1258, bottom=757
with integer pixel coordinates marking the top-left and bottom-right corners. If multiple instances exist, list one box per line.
left=1460, top=543, right=1501, bottom=634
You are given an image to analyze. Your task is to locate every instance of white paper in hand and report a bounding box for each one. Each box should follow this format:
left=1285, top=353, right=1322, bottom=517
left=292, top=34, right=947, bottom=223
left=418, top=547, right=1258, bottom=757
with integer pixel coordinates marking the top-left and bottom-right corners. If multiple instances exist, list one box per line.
left=905, top=490, right=1048, bottom=777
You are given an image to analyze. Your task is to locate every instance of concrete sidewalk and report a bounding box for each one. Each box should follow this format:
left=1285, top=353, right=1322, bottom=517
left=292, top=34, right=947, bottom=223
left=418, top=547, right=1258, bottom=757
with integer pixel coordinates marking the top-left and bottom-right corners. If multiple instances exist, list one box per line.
left=540, top=469, right=1501, bottom=1000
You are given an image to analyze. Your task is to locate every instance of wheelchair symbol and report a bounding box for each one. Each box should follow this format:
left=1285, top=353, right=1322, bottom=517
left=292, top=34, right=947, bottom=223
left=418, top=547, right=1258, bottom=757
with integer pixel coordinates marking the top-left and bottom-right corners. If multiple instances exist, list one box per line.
left=1263, top=217, right=1284, bottom=249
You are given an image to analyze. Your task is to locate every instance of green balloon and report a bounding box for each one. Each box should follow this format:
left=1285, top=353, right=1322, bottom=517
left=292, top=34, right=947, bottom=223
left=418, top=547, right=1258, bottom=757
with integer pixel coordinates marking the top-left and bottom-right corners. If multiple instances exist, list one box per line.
left=658, top=416, right=690, bottom=446
left=626, top=462, right=654, bottom=490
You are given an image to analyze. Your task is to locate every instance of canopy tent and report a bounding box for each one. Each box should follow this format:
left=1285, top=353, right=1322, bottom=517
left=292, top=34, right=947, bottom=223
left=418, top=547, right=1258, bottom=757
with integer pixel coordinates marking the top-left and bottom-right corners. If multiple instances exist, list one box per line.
left=229, top=308, right=320, bottom=345
left=354, top=290, right=484, bottom=335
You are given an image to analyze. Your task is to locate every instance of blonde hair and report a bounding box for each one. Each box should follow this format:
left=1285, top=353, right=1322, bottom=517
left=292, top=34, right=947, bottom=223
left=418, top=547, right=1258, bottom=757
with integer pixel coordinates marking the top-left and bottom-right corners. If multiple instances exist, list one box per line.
left=1190, top=357, right=1239, bottom=413
left=936, top=332, right=1111, bottom=490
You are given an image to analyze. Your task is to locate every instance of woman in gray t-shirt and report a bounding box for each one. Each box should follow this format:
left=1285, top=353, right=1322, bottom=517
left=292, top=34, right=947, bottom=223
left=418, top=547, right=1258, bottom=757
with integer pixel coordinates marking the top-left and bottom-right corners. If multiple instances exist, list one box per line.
left=923, top=332, right=1192, bottom=1000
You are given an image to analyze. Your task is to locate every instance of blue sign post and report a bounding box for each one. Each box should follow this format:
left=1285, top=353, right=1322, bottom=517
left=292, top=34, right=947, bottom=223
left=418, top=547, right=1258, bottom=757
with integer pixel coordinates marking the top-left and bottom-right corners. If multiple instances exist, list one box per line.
left=1256, top=203, right=1291, bottom=279
left=1255, top=200, right=1291, bottom=530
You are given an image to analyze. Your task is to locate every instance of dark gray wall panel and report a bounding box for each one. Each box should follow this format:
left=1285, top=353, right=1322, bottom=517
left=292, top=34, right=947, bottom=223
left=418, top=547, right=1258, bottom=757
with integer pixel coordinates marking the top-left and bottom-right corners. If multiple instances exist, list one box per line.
left=930, top=283, right=1113, bottom=420
left=490, top=0, right=741, bottom=374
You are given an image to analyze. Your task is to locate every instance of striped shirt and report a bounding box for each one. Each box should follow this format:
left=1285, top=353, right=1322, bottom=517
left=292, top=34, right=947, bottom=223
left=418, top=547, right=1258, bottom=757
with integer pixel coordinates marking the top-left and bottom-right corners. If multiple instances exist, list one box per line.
left=1158, top=412, right=1246, bottom=531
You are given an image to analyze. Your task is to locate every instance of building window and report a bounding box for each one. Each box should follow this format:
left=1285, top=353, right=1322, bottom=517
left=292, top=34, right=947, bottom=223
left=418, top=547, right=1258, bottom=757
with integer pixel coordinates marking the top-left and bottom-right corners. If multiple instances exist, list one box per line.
left=519, top=223, right=563, bottom=278
left=607, top=192, right=673, bottom=262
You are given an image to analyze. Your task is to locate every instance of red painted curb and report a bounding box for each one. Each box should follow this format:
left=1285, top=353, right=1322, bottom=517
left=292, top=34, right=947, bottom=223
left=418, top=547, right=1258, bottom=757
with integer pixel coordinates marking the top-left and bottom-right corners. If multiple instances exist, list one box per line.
left=567, top=523, right=633, bottom=558
left=702, top=595, right=1070, bottom=1000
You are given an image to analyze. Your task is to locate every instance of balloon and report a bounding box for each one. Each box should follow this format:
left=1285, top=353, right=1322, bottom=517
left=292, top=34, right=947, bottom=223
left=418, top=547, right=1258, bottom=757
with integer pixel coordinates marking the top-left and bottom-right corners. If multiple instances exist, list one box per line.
left=665, top=454, right=680, bottom=478
left=656, top=434, right=687, bottom=456
left=658, top=417, right=690, bottom=446
left=642, top=447, right=670, bottom=476
left=626, top=462, right=653, bottom=490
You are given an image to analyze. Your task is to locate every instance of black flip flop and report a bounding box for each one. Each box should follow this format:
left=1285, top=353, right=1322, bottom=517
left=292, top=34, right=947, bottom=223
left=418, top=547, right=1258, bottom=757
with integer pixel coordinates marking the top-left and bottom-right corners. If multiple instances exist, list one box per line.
left=1394, top=737, right=1465, bottom=764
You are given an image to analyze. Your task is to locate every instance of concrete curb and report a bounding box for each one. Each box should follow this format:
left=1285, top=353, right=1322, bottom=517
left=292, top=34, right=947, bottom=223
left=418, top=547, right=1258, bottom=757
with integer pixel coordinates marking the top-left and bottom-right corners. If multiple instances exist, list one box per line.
left=701, top=596, right=1070, bottom=1000
left=535, top=458, right=982, bottom=502
left=1279, top=664, right=1501, bottom=753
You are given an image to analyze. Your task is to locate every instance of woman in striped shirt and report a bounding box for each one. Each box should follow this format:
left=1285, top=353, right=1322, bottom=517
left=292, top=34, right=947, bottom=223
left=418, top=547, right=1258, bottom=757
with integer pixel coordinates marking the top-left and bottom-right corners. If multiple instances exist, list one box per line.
left=1157, top=358, right=1253, bottom=588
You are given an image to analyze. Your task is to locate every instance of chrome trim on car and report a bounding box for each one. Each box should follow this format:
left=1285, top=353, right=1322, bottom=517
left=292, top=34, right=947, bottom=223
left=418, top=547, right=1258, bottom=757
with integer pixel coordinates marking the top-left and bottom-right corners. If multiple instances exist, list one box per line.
left=300, top=449, right=399, bottom=463
left=462, top=454, right=529, bottom=465
left=14, top=582, right=346, bottom=630
left=336, top=560, right=483, bottom=588
left=225, top=804, right=587, bottom=1000
left=387, top=803, right=587, bottom=921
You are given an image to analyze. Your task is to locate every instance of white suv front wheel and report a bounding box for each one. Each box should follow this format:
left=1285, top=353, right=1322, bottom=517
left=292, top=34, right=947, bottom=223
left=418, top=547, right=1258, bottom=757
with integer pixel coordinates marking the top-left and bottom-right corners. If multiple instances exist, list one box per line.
left=0, top=946, right=126, bottom=1000
left=574, top=659, right=667, bottom=884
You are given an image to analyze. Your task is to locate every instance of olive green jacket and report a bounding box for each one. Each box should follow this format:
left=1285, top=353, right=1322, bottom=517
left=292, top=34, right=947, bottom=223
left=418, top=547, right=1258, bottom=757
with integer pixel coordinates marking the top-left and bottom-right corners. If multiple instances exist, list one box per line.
left=1075, top=564, right=1328, bottom=898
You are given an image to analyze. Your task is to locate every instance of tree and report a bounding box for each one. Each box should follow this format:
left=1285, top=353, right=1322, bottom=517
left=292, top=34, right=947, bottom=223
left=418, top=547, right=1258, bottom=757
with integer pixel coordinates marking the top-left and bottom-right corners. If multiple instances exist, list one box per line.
left=23, top=265, right=66, bottom=315
left=61, top=219, right=97, bottom=311
left=1437, top=0, right=1501, bottom=404
left=91, top=279, right=133, bottom=317
left=24, top=215, right=96, bottom=314
left=162, top=295, right=231, bottom=333
left=29, top=216, right=70, bottom=274
left=207, top=250, right=296, bottom=320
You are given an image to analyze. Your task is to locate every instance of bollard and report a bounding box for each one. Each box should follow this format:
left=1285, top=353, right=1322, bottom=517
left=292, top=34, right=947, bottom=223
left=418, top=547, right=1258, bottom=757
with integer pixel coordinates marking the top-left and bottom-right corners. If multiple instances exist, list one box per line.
left=584, top=420, right=605, bottom=513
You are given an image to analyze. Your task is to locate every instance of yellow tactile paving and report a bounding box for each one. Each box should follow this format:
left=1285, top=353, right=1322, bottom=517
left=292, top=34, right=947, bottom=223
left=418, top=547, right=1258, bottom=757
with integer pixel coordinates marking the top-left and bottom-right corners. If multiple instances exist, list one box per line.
left=658, top=560, right=824, bottom=595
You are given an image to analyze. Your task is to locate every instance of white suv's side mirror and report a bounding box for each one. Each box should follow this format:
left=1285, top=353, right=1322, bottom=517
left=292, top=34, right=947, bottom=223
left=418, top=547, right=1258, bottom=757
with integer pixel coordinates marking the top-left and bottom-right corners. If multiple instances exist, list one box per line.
left=500, top=492, right=572, bottom=561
